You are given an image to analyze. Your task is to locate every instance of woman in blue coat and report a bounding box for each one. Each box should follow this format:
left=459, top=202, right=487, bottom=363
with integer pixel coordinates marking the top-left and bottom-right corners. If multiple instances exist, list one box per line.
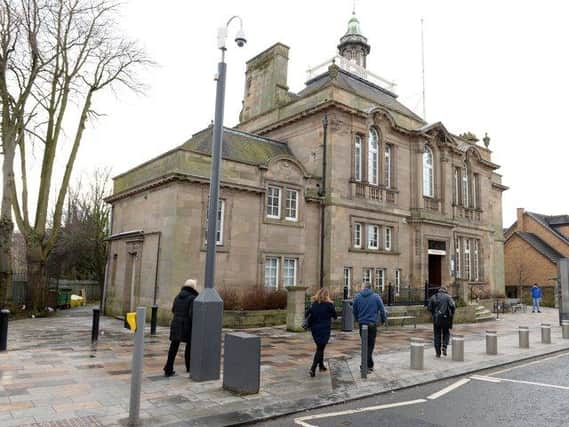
left=306, top=288, right=337, bottom=377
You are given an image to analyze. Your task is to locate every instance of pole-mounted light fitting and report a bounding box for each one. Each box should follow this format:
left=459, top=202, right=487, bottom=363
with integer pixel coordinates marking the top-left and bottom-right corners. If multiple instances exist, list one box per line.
left=217, top=15, right=247, bottom=50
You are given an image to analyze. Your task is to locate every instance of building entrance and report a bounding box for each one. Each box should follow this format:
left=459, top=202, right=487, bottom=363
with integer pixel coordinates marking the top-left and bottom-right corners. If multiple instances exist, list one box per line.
left=428, top=254, right=442, bottom=287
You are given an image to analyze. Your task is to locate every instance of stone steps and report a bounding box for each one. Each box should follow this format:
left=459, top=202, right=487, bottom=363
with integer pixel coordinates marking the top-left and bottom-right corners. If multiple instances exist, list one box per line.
left=472, top=303, right=496, bottom=322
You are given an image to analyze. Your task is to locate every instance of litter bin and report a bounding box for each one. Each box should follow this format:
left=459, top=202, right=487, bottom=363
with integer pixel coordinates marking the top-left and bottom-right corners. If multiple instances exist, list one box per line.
left=342, top=300, right=354, bottom=332
left=57, top=287, right=73, bottom=309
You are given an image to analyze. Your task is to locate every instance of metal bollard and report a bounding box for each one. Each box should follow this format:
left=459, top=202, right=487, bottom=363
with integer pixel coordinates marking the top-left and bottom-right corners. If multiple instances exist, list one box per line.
left=562, top=321, right=569, bottom=339
left=128, top=306, right=146, bottom=426
left=410, top=342, right=424, bottom=370
left=91, top=308, right=100, bottom=344
left=451, top=335, right=464, bottom=362
left=0, top=309, right=9, bottom=351
left=486, top=331, right=498, bottom=355
left=541, top=323, right=552, bottom=344
left=361, top=325, right=368, bottom=379
left=519, top=326, right=530, bottom=348
left=342, top=300, right=353, bottom=332
left=150, top=305, right=158, bottom=336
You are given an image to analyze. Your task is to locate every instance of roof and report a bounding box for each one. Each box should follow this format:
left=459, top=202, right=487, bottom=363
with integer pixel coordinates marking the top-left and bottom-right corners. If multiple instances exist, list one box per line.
left=546, top=215, right=569, bottom=226
left=299, top=68, right=425, bottom=125
left=515, top=232, right=563, bottom=263
left=526, top=211, right=569, bottom=245
left=182, top=126, right=293, bottom=166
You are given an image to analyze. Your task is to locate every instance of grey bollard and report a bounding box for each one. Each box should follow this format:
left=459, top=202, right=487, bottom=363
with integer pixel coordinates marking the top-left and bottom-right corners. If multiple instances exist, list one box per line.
left=562, top=321, right=569, bottom=339
left=486, top=331, right=498, bottom=355
left=410, top=342, right=424, bottom=370
left=0, top=309, right=9, bottom=351
left=519, top=326, right=530, bottom=348
left=223, top=332, right=260, bottom=394
left=541, top=324, right=552, bottom=344
left=128, top=306, right=146, bottom=427
left=342, top=300, right=354, bottom=332
left=150, top=305, right=158, bottom=336
left=361, top=325, right=368, bottom=379
left=452, top=335, right=464, bottom=362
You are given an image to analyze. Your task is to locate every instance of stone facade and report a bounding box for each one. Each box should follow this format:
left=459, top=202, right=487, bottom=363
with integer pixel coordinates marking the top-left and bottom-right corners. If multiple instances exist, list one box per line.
left=104, top=14, right=506, bottom=319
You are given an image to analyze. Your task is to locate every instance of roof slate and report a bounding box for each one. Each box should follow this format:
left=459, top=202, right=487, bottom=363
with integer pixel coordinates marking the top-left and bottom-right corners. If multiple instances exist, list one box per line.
left=515, top=232, right=563, bottom=263
left=527, top=212, right=569, bottom=245
left=182, top=126, right=292, bottom=166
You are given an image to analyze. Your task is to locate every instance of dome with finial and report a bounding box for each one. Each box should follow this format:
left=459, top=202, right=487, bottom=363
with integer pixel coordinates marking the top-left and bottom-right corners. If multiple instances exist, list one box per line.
left=338, top=12, right=370, bottom=68
left=346, top=14, right=362, bottom=35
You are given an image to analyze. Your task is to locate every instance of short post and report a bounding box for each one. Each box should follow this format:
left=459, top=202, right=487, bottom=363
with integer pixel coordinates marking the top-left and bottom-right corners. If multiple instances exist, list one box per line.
left=0, top=309, right=9, bottom=352
left=150, top=305, right=158, bottom=336
left=91, top=308, right=100, bottom=344
left=519, top=326, right=530, bottom=348
left=451, top=335, right=464, bottom=362
left=541, top=323, right=551, bottom=344
left=342, top=300, right=353, bottom=332
left=486, top=330, right=498, bottom=355
left=223, top=332, right=261, bottom=394
left=360, top=325, right=368, bottom=379
left=562, top=320, right=569, bottom=339
left=343, top=285, right=349, bottom=300
left=128, top=306, right=146, bottom=426
left=410, top=342, right=424, bottom=370
left=387, top=283, right=393, bottom=306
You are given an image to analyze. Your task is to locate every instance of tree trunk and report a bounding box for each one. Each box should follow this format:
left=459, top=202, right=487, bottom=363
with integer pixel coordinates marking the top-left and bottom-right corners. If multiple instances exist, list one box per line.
left=26, top=243, right=47, bottom=313
left=0, top=145, right=16, bottom=307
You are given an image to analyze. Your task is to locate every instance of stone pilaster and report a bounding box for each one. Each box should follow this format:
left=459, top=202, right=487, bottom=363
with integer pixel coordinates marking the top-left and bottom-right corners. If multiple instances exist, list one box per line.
left=286, top=286, right=308, bottom=332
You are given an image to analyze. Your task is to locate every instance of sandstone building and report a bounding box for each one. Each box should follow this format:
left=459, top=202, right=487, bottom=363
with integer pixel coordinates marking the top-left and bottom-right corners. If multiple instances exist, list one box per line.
left=104, top=14, right=507, bottom=319
left=504, top=208, right=569, bottom=305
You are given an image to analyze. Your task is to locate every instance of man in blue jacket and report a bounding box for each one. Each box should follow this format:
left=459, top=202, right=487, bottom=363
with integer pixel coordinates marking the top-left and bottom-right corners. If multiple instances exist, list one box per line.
left=353, top=282, right=387, bottom=373
left=531, top=283, right=542, bottom=313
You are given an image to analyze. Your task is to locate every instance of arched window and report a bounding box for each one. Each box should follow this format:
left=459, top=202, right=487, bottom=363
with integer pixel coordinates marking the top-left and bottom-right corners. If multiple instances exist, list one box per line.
left=422, top=146, right=434, bottom=197
left=462, top=161, right=470, bottom=207
left=354, top=135, right=362, bottom=182
left=368, top=128, right=379, bottom=185
left=384, top=144, right=392, bottom=188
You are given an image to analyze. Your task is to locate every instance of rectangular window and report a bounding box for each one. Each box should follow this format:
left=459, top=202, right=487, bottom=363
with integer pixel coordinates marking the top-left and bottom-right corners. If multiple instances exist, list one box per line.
left=375, top=268, right=385, bottom=293
left=344, top=267, right=352, bottom=296
left=283, top=258, right=297, bottom=286
left=362, top=268, right=373, bottom=286
left=384, top=144, right=392, bottom=188
left=473, top=174, right=479, bottom=209
left=367, top=224, right=379, bottom=249
left=384, top=227, right=392, bottom=251
left=266, top=186, right=281, bottom=218
left=205, top=199, right=225, bottom=245
left=455, top=237, right=461, bottom=279
left=395, top=269, right=401, bottom=296
left=264, top=257, right=279, bottom=288
left=353, top=223, right=362, bottom=248
left=454, top=168, right=460, bottom=205
left=462, top=169, right=469, bottom=207
left=473, top=240, right=480, bottom=281
left=285, top=189, right=298, bottom=221
left=354, top=136, right=362, bottom=182
left=464, top=239, right=471, bottom=281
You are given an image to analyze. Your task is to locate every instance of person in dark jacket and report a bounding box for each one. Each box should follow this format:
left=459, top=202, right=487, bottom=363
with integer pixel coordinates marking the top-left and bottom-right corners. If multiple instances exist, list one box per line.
left=531, top=283, right=542, bottom=313
left=163, top=279, right=199, bottom=377
left=306, top=288, right=337, bottom=377
left=428, top=286, right=456, bottom=358
left=352, top=283, right=387, bottom=373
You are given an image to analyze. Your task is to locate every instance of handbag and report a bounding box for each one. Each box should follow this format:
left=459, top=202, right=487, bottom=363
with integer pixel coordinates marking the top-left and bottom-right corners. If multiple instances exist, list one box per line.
left=302, top=311, right=312, bottom=330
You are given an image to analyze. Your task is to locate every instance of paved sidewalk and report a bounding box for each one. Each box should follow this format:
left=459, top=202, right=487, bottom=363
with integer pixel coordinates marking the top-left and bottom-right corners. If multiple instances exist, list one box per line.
left=0, top=306, right=566, bottom=426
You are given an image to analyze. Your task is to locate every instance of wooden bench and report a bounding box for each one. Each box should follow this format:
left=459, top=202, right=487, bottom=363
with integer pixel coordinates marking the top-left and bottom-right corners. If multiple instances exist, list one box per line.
left=385, top=314, right=417, bottom=328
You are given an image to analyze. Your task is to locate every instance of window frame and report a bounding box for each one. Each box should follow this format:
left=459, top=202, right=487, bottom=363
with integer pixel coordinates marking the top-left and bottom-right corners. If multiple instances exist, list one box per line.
left=204, top=198, right=225, bottom=246
left=423, top=146, right=434, bottom=197
left=455, top=237, right=461, bottom=279
left=375, top=268, right=385, bottom=293
left=464, top=239, right=471, bottom=281
left=343, top=267, right=353, bottom=296
left=473, top=240, right=480, bottom=281
left=462, top=165, right=470, bottom=207
left=353, top=222, right=362, bottom=248
left=283, top=257, right=298, bottom=287
left=395, top=269, right=401, bottom=296
left=384, top=226, right=392, bottom=251
left=368, top=128, right=379, bottom=185
left=354, top=135, right=362, bottom=182
left=264, top=256, right=280, bottom=289
left=384, top=144, right=392, bottom=188
left=266, top=186, right=282, bottom=219
left=367, top=224, right=379, bottom=250
left=285, top=188, right=299, bottom=221
left=362, top=268, right=373, bottom=287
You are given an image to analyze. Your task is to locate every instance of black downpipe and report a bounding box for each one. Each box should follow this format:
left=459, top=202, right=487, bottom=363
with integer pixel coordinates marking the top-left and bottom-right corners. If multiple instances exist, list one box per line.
left=319, top=115, right=328, bottom=289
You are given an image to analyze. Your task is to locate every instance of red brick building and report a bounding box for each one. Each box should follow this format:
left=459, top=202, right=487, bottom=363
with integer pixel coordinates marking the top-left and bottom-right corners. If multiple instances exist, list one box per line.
left=504, top=208, right=569, bottom=304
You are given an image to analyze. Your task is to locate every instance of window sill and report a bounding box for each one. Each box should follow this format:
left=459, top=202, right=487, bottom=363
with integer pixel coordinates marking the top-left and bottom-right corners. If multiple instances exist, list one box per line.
left=200, top=246, right=230, bottom=253
left=349, top=248, right=400, bottom=255
left=263, top=218, right=304, bottom=228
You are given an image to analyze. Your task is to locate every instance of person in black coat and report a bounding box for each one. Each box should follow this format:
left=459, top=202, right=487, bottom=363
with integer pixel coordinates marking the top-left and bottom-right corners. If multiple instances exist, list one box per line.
left=164, top=279, right=199, bottom=377
left=306, top=288, right=337, bottom=377
left=427, top=286, right=456, bottom=358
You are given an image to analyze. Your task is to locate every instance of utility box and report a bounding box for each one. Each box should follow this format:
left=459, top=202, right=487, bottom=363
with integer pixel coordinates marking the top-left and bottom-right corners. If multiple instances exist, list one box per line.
left=559, top=259, right=569, bottom=324
left=342, top=300, right=354, bottom=331
left=223, top=332, right=260, bottom=395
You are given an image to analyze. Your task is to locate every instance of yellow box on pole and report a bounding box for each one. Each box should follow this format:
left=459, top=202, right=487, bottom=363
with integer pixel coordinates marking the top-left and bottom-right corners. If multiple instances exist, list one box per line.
left=126, top=312, right=137, bottom=331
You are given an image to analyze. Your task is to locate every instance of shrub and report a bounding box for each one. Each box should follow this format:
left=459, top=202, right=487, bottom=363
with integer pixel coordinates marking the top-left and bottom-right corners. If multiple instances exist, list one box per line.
left=219, top=287, right=241, bottom=310
left=220, top=287, right=288, bottom=311
left=241, top=287, right=268, bottom=311
left=264, top=289, right=287, bottom=310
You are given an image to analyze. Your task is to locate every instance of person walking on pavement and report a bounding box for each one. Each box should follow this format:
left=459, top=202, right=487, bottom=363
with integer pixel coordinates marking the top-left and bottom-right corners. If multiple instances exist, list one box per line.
left=164, top=279, right=199, bottom=377
left=428, top=286, right=456, bottom=358
left=306, top=288, right=337, bottom=377
left=531, top=283, right=542, bottom=313
left=353, top=282, right=387, bottom=373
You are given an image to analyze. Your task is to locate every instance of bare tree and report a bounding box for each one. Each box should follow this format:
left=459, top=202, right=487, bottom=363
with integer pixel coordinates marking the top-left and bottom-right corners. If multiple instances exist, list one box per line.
left=1, top=0, right=151, bottom=312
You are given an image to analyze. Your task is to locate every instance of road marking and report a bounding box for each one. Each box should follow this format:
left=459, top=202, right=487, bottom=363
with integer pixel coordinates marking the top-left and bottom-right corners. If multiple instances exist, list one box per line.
left=471, top=375, right=569, bottom=391
left=427, top=378, right=470, bottom=400
left=489, top=351, right=569, bottom=376
left=293, top=399, right=427, bottom=426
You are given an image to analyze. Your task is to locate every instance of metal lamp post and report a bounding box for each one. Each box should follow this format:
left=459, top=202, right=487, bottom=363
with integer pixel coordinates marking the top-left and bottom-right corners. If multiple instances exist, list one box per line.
left=190, top=16, right=247, bottom=382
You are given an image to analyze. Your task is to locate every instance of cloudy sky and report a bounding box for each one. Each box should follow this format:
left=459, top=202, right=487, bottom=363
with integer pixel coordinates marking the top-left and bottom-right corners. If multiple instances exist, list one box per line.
left=18, top=0, right=569, bottom=227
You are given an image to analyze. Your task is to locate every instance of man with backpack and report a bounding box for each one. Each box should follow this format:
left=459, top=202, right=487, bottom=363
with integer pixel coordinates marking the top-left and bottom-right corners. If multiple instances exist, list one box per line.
left=428, top=286, right=456, bottom=358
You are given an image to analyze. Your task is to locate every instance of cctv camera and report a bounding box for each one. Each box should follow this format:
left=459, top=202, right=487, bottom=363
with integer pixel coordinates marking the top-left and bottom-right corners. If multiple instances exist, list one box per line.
left=235, top=29, right=247, bottom=47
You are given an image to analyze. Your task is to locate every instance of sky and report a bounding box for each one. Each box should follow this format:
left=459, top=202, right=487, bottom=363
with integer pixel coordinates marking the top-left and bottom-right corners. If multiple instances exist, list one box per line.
left=9, top=0, right=569, bottom=228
